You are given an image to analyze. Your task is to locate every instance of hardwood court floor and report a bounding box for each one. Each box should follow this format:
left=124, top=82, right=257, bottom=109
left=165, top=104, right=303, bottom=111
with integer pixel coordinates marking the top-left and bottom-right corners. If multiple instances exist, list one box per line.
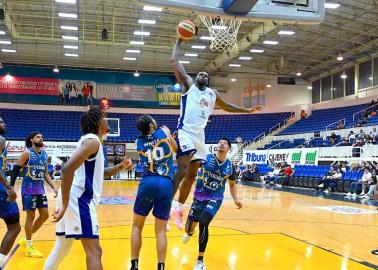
left=3, top=181, right=378, bottom=269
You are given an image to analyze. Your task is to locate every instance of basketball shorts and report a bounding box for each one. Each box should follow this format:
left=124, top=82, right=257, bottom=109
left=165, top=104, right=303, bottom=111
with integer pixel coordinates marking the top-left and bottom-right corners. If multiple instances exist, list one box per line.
left=56, top=190, right=99, bottom=239
left=188, top=198, right=222, bottom=222
left=0, top=188, right=19, bottom=220
left=134, top=175, right=173, bottom=221
left=22, top=194, right=48, bottom=211
left=177, top=129, right=207, bottom=164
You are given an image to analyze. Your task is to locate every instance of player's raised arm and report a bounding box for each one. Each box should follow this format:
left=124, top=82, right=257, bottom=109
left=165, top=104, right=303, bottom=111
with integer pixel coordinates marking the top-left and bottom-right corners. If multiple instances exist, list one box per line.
left=161, top=125, right=178, bottom=153
left=214, top=88, right=262, bottom=113
left=171, top=39, right=194, bottom=92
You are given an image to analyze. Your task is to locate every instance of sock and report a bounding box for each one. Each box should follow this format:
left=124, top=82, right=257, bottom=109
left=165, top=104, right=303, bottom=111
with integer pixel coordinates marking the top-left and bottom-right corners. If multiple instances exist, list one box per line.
left=43, top=236, right=74, bottom=270
left=197, top=256, right=204, bottom=262
left=177, top=202, right=184, bottom=209
left=0, top=253, right=7, bottom=265
left=130, top=259, right=138, bottom=270
left=158, top=262, right=165, bottom=270
left=26, top=240, right=33, bottom=248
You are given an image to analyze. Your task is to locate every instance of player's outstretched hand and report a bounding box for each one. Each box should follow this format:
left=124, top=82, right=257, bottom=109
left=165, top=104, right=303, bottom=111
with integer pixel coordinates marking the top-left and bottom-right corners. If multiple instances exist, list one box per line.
left=235, top=200, right=243, bottom=209
left=120, top=157, right=133, bottom=171
left=248, top=106, right=262, bottom=113
left=6, top=187, right=17, bottom=202
left=52, top=207, right=66, bottom=223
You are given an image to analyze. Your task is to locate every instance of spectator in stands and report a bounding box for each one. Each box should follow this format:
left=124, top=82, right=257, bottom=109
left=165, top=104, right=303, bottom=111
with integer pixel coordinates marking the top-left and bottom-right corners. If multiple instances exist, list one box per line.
left=316, top=167, right=335, bottom=192
left=241, top=164, right=257, bottom=182
left=361, top=169, right=377, bottom=199
left=370, top=127, right=377, bottom=143
left=329, top=132, right=337, bottom=145
left=322, top=168, right=343, bottom=193
left=69, top=83, right=77, bottom=104
left=83, top=83, right=91, bottom=105
left=265, top=164, right=283, bottom=186
left=357, top=129, right=366, bottom=140
left=336, top=120, right=345, bottom=129
left=370, top=100, right=375, bottom=107
left=52, top=163, right=62, bottom=179
left=276, top=164, right=293, bottom=187
left=300, top=110, right=307, bottom=119
left=341, top=137, right=351, bottom=146
left=346, top=167, right=372, bottom=197
left=88, top=85, right=94, bottom=105
left=348, top=131, right=355, bottom=140
left=370, top=109, right=377, bottom=117
left=63, top=83, right=70, bottom=104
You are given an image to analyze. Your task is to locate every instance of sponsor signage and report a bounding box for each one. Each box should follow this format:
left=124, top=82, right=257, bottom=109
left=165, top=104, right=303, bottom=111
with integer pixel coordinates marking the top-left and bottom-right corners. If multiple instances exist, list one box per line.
left=243, top=148, right=319, bottom=165
left=0, top=76, right=59, bottom=95
left=6, top=141, right=78, bottom=157
left=105, top=143, right=126, bottom=156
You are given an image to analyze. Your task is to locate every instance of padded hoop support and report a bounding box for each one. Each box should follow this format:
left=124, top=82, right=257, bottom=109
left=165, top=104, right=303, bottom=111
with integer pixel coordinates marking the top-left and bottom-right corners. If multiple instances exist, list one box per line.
left=223, top=0, right=259, bottom=15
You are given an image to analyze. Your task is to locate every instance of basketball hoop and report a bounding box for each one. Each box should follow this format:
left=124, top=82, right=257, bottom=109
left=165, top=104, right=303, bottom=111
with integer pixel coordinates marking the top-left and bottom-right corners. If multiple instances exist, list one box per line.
left=199, top=15, right=242, bottom=53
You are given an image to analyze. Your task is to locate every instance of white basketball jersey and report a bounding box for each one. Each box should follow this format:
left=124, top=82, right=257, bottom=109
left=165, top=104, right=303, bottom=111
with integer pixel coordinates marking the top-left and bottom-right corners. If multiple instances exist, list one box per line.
left=177, top=84, right=216, bottom=134
left=71, top=133, right=104, bottom=205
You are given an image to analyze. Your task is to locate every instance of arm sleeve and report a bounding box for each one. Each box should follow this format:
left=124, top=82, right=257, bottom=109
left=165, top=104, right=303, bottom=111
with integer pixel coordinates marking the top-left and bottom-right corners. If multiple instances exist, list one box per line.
left=10, top=165, right=22, bottom=186
left=229, top=165, right=237, bottom=181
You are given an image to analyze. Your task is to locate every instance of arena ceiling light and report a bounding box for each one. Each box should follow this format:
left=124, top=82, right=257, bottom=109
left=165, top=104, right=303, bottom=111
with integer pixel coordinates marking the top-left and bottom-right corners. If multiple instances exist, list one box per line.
left=53, top=66, right=60, bottom=73
left=133, top=71, right=140, bottom=77
left=138, top=19, right=156, bottom=24
left=134, top=31, right=150, bottom=36
left=325, top=3, right=340, bottom=9
left=341, top=72, right=347, bottom=79
left=63, top=45, right=78, bottom=49
left=1, top=49, right=16, bottom=53
left=184, top=53, right=198, bottom=57
left=58, top=13, right=78, bottom=19
left=230, top=78, right=236, bottom=82
left=62, top=35, right=78, bottom=40
left=130, top=41, right=145, bottom=45
left=123, top=57, right=136, bottom=61
left=55, top=0, right=76, bottom=3
left=0, top=40, right=11, bottom=44
left=263, top=40, right=279, bottom=45
left=200, top=36, right=214, bottom=41
left=337, top=54, right=344, bottom=61
left=307, top=86, right=313, bottom=90
left=143, top=6, right=163, bottom=12
left=266, top=84, right=272, bottom=88
left=238, top=56, right=252, bottom=60
left=296, top=72, right=302, bottom=76
left=0, top=31, right=5, bottom=35
left=179, top=60, right=190, bottom=64
left=61, top=25, right=78, bottom=31
left=191, top=45, right=206, bottom=50
left=278, top=30, right=295, bottom=35
left=228, top=64, right=241, bottom=67
left=64, top=53, right=78, bottom=57
left=126, top=49, right=141, bottom=53
left=250, top=49, right=264, bottom=53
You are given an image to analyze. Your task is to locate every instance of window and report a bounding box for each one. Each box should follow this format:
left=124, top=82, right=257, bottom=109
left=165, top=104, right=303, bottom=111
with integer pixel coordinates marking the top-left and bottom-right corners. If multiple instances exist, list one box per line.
left=312, top=80, right=320, bottom=104
left=373, top=57, right=378, bottom=86
left=359, top=60, right=372, bottom=89
left=321, top=76, right=331, bottom=102
left=345, top=66, right=355, bottom=96
left=332, top=71, right=344, bottom=99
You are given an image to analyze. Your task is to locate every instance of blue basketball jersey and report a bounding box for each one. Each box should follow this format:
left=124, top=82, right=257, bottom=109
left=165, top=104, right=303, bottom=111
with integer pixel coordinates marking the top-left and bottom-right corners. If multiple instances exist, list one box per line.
left=136, top=128, right=174, bottom=180
left=194, top=154, right=235, bottom=201
left=21, top=148, right=48, bottom=195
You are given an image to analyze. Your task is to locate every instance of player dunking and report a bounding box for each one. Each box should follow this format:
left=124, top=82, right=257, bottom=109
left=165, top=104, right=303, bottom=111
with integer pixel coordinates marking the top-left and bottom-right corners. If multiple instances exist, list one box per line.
left=11, top=131, right=58, bottom=258
left=182, top=138, right=242, bottom=270
left=0, top=114, right=21, bottom=266
left=171, top=38, right=260, bottom=229
left=44, top=107, right=132, bottom=270
left=130, top=115, right=177, bottom=270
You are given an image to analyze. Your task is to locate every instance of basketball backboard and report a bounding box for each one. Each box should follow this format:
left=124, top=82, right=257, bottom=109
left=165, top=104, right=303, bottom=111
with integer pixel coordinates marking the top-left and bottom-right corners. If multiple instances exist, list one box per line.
left=140, top=0, right=324, bottom=24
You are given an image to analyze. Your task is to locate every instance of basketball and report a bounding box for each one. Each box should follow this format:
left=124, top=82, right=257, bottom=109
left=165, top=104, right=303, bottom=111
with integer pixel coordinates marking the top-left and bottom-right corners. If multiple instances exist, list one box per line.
left=177, top=20, right=197, bottom=40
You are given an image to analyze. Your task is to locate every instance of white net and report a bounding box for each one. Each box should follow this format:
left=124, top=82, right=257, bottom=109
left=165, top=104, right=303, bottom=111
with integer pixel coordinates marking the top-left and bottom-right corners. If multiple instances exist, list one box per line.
left=199, top=15, right=242, bottom=53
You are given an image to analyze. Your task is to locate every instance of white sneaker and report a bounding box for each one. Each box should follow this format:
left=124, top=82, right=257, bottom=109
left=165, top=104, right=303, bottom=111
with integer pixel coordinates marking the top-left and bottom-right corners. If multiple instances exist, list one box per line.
left=193, top=261, right=206, bottom=270
left=277, top=184, right=282, bottom=188
left=324, top=189, right=329, bottom=194
left=182, top=233, right=191, bottom=244
left=352, top=193, right=357, bottom=198
left=345, top=192, right=352, bottom=196
left=360, top=192, right=366, bottom=196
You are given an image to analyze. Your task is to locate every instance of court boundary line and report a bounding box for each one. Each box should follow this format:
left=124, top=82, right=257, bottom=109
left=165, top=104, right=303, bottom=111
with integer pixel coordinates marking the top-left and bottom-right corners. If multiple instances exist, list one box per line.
left=2, top=244, right=19, bottom=270
left=280, top=232, right=377, bottom=269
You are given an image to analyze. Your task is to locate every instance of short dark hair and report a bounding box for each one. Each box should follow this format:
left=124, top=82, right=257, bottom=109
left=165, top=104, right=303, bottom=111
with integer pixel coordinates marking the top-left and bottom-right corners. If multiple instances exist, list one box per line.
left=80, top=106, right=105, bottom=135
left=220, top=137, right=231, bottom=147
left=25, top=131, right=42, bottom=148
left=137, top=115, right=154, bottom=136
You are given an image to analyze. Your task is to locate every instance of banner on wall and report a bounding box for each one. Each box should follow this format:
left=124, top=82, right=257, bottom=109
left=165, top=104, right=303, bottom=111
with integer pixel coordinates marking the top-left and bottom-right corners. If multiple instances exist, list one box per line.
left=242, top=79, right=266, bottom=107
left=6, top=141, right=78, bottom=157
left=59, top=80, right=96, bottom=96
left=0, top=76, right=59, bottom=95
left=243, top=148, right=319, bottom=165
left=104, top=143, right=126, bottom=156
left=154, top=76, right=182, bottom=106
left=95, top=84, right=155, bottom=101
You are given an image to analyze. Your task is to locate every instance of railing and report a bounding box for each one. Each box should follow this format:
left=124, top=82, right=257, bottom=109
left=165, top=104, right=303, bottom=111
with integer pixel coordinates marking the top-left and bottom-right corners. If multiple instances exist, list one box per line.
left=326, top=118, right=345, bottom=131
left=267, top=139, right=290, bottom=150
left=268, top=122, right=281, bottom=133
left=352, top=103, right=378, bottom=122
